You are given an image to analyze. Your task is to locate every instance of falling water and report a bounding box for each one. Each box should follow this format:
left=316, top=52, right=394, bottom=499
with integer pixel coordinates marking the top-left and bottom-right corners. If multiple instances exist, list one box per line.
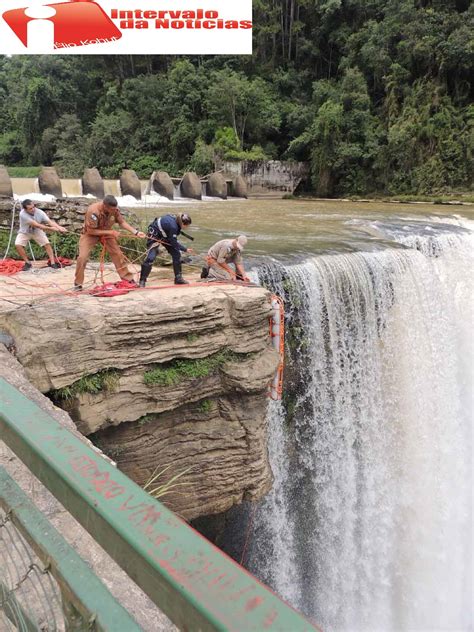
left=249, top=225, right=473, bottom=631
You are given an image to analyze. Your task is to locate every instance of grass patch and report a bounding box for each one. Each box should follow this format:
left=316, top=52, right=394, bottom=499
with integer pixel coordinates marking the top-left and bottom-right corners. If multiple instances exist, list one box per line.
left=7, top=166, right=42, bottom=178
left=143, top=350, right=246, bottom=387
left=143, top=463, right=194, bottom=501
left=198, top=399, right=212, bottom=413
left=186, top=333, right=198, bottom=344
left=50, top=369, right=120, bottom=402
left=136, top=413, right=157, bottom=427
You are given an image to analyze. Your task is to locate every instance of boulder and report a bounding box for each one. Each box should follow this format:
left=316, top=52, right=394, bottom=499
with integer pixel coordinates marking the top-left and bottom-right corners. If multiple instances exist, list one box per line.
left=206, top=172, right=227, bottom=199
left=180, top=172, right=202, bottom=200
left=151, top=171, right=174, bottom=200
left=82, top=168, right=104, bottom=199
left=119, top=169, right=141, bottom=200
left=38, top=167, right=62, bottom=198
left=0, top=165, right=13, bottom=197
left=231, top=175, right=248, bottom=198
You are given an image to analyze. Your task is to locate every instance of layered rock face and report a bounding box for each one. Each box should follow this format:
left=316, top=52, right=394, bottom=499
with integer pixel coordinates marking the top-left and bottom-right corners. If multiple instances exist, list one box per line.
left=2, top=284, right=278, bottom=520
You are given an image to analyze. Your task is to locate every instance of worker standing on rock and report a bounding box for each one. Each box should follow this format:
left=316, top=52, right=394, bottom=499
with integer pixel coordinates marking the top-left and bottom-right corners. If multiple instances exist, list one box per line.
left=202, top=236, right=250, bottom=282
left=139, top=213, right=194, bottom=287
left=74, top=195, right=146, bottom=290
left=15, top=199, right=67, bottom=271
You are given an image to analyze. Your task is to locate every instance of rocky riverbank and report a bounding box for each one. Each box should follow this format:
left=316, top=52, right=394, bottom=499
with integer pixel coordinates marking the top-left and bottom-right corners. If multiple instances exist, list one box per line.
left=0, top=270, right=278, bottom=520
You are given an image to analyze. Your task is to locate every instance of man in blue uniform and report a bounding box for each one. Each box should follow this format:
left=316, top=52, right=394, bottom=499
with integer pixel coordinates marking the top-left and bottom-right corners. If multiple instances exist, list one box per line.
left=139, top=213, right=193, bottom=287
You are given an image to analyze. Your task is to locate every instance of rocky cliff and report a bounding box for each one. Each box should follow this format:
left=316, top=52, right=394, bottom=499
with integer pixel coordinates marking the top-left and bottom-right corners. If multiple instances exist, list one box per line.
left=1, top=281, right=278, bottom=520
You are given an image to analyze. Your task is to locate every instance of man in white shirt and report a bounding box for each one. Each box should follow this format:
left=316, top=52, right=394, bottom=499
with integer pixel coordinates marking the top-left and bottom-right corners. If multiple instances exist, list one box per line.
left=204, top=235, right=250, bottom=282
left=15, top=199, right=67, bottom=271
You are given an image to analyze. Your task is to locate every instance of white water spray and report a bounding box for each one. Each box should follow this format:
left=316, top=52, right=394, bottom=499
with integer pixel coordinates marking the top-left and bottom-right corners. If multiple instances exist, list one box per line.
left=250, top=225, right=473, bottom=631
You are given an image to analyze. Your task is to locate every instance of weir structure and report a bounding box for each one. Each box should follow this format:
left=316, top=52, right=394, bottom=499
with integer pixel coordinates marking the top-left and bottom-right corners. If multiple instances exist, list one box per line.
left=0, top=377, right=314, bottom=631
left=3, top=165, right=249, bottom=201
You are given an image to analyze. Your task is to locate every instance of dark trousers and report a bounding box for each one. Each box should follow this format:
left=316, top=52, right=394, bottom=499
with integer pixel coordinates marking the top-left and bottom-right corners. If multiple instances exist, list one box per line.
left=140, top=239, right=182, bottom=283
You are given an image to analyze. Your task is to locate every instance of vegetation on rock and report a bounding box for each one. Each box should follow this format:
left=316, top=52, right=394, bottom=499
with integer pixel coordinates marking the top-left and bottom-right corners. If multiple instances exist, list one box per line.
left=50, top=369, right=120, bottom=402
left=143, top=350, right=245, bottom=387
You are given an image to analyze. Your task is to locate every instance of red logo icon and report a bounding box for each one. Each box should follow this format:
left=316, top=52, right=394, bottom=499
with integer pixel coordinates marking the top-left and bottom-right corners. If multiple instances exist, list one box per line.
left=3, top=0, right=122, bottom=49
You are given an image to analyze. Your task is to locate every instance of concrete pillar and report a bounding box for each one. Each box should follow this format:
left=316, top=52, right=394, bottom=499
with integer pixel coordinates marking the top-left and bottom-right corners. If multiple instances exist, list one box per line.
left=207, top=173, right=227, bottom=199
left=82, top=168, right=104, bottom=199
left=38, top=167, right=62, bottom=198
left=120, top=169, right=141, bottom=200
left=181, top=172, right=202, bottom=200
left=231, top=175, right=248, bottom=198
left=151, top=171, right=174, bottom=200
left=0, top=165, right=13, bottom=197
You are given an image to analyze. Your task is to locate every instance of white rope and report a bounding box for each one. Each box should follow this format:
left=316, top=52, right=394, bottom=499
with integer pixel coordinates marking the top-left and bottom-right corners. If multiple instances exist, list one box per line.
left=2, top=200, right=18, bottom=261
left=52, top=232, right=58, bottom=261
left=28, top=241, right=36, bottom=261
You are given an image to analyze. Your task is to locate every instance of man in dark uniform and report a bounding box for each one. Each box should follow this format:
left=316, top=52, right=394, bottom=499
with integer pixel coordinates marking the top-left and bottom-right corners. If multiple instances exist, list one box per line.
left=139, top=213, right=193, bottom=287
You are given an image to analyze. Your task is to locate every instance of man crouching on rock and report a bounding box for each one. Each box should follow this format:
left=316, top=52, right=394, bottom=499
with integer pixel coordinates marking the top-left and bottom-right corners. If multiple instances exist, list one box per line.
left=74, top=195, right=146, bottom=291
left=202, top=235, right=250, bottom=282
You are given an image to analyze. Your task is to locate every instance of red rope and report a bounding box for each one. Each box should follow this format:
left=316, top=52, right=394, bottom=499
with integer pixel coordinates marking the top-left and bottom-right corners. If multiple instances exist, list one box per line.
left=0, top=259, right=25, bottom=276
left=0, top=257, right=73, bottom=277
left=0, top=280, right=258, bottom=300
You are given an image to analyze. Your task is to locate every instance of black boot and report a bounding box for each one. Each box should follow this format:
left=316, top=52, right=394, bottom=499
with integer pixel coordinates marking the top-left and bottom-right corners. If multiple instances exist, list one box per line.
left=139, top=263, right=152, bottom=288
left=200, top=266, right=209, bottom=279
left=171, top=255, right=188, bottom=284
left=175, top=275, right=189, bottom=285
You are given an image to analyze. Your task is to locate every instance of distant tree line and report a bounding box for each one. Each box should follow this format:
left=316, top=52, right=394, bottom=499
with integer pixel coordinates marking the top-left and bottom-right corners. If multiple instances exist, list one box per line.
left=0, top=0, right=472, bottom=196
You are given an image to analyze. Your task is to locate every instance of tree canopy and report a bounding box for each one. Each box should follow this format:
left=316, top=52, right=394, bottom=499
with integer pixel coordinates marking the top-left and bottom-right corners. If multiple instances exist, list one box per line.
left=0, top=0, right=472, bottom=195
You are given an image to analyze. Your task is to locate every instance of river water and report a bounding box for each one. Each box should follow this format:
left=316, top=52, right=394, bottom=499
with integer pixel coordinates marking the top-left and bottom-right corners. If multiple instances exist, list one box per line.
left=141, top=198, right=474, bottom=630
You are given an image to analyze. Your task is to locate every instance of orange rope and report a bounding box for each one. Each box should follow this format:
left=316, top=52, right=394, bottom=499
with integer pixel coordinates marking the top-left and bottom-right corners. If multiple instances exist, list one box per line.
left=268, top=295, right=285, bottom=400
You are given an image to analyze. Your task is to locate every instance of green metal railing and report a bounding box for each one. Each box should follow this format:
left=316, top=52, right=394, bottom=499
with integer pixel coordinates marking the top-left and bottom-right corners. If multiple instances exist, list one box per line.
left=0, top=467, right=141, bottom=631
left=0, top=378, right=317, bottom=631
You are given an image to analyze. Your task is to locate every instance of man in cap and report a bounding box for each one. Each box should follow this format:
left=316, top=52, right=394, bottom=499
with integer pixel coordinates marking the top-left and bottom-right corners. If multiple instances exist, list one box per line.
left=74, top=195, right=146, bottom=290
left=203, top=235, right=250, bottom=282
left=139, top=212, right=194, bottom=287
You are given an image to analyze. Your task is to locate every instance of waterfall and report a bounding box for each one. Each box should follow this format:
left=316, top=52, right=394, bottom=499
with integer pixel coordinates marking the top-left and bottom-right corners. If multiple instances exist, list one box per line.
left=249, top=225, right=473, bottom=631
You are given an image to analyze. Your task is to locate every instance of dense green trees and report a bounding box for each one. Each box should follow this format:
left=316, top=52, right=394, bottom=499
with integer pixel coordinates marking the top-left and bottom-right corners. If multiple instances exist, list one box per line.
left=0, top=0, right=472, bottom=195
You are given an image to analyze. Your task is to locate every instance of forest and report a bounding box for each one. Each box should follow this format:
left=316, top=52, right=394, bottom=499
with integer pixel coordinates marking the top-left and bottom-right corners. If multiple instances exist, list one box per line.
left=0, top=0, right=472, bottom=196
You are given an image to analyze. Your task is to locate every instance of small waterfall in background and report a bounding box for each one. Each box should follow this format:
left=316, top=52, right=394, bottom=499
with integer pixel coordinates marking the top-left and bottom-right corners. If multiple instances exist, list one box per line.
left=248, top=224, right=472, bottom=631
left=61, top=178, right=83, bottom=197
left=103, top=179, right=121, bottom=197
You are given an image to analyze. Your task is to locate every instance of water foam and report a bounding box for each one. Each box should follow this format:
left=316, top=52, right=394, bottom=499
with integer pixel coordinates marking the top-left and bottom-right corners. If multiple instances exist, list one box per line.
left=250, top=227, right=473, bottom=630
